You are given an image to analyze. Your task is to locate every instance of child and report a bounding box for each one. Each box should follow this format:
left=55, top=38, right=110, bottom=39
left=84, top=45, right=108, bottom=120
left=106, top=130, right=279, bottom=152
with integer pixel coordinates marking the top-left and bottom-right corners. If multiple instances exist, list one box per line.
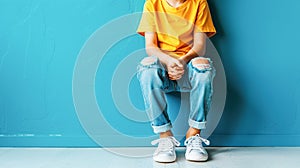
left=137, top=0, right=216, bottom=162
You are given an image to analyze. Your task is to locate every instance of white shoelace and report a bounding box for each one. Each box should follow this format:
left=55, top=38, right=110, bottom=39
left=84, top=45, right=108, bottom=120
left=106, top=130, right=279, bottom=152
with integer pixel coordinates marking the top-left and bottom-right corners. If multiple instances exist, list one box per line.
left=184, top=134, right=210, bottom=153
left=151, top=137, right=180, bottom=154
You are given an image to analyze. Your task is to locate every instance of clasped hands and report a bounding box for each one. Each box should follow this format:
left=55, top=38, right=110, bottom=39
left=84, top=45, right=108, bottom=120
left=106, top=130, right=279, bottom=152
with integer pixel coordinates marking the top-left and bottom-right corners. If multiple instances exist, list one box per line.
left=165, top=57, right=187, bottom=80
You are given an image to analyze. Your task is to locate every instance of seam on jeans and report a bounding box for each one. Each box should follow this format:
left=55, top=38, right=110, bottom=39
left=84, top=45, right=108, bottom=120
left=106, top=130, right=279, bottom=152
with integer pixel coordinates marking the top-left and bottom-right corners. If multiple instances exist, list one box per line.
left=205, top=68, right=216, bottom=116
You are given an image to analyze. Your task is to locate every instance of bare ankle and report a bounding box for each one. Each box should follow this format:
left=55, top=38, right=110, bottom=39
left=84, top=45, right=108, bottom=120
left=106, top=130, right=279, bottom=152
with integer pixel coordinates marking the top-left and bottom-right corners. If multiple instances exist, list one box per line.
left=186, top=127, right=200, bottom=139
left=160, top=130, right=173, bottom=138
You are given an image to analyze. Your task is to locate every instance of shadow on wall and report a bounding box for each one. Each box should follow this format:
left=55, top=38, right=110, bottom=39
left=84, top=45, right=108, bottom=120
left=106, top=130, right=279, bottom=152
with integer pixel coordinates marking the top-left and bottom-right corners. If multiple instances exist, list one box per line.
left=208, top=0, right=246, bottom=144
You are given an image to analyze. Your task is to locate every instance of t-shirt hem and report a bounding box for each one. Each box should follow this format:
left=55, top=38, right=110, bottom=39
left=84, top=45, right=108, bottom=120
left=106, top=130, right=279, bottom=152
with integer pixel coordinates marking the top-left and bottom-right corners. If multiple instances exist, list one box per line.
left=194, top=27, right=217, bottom=38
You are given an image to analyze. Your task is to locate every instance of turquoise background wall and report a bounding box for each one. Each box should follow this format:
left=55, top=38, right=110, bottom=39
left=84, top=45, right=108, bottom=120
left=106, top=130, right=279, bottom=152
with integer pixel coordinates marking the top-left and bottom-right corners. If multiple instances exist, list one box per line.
left=0, top=0, right=300, bottom=147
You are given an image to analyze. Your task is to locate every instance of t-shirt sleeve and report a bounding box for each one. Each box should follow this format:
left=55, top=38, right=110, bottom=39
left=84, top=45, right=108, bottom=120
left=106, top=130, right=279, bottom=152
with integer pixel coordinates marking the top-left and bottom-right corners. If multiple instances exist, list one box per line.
left=194, top=0, right=216, bottom=38
left=137, top=1, right=156, bottom=36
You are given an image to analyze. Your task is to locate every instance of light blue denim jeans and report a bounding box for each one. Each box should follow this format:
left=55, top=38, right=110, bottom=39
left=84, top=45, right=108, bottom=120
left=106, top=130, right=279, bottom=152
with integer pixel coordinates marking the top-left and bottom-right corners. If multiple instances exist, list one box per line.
left=137, top=56, right=216, bottom=134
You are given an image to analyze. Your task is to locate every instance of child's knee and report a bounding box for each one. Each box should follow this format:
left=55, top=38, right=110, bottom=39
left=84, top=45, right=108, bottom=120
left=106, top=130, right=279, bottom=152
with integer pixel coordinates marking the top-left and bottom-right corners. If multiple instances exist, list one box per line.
left=191, top=57, right=213, bottom=72
left=140, top=56, right=157, bottom=66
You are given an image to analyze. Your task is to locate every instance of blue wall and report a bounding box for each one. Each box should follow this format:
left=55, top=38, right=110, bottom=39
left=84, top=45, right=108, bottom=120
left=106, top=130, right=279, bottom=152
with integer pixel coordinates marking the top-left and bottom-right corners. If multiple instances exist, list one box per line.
left=0, top=0, right=300, bottom=147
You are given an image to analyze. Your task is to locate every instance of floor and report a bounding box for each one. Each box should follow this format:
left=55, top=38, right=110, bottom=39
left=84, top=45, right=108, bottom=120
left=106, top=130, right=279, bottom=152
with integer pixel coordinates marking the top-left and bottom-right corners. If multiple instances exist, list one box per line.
left=0, top=147, right=299, bottom=168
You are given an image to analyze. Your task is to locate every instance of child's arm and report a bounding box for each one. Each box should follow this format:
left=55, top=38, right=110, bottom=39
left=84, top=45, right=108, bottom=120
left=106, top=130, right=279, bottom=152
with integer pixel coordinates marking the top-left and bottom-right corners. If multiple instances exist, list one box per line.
left=145, top=32, right=185, bottom=80
left=179, top=32, right=208, bottom=64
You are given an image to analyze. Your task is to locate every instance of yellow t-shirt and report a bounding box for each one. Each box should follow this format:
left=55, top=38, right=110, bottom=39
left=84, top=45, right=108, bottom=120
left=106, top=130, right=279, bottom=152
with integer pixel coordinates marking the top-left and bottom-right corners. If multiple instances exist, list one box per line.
left=137, top=0, right=216, bottom=58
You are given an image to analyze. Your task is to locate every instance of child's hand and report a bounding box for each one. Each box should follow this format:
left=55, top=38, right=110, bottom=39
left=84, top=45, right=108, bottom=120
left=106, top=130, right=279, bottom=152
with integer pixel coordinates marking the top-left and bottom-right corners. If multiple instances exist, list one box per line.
left=165, top=58, right=185, bottom=80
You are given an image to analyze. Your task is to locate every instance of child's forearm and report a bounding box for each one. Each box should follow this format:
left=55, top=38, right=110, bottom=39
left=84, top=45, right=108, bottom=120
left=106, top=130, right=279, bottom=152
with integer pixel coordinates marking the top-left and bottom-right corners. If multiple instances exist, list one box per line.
left=179, top=32, right=207, bottom=63
left=145, top=32, right=175, bottom=65
left=145, top=46, right=174, bottom=65
left=179, top=48, right=201, bottom=63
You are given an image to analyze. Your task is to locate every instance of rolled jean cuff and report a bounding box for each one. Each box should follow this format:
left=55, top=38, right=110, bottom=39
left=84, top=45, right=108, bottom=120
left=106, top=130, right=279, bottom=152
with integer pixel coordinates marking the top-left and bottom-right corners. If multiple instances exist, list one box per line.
left=152, top=123, right=172, bottom=134
left=188, top=119, right=206, bottom=130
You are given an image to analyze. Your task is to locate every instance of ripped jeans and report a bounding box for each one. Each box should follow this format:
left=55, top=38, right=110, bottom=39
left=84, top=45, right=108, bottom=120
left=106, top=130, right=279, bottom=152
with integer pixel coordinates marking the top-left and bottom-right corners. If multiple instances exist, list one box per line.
left=137, top=56, right=216, bottom=134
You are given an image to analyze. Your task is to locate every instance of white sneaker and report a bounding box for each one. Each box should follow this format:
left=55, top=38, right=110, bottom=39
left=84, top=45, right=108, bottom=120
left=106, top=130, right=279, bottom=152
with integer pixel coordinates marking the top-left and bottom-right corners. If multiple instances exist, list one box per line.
left=151, top=136, right=180, bottom=163
left=184, top=134, right=210, bottom=162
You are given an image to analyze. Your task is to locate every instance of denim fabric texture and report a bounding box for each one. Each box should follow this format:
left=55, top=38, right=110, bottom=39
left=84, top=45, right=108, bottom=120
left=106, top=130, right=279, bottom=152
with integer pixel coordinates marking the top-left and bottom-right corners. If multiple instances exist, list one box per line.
left=137, top=56, right=216, bottom=134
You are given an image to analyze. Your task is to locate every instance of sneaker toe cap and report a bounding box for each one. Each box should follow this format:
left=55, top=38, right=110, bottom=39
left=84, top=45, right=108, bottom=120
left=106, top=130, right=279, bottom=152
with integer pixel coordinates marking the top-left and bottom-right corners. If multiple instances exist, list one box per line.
left=153, top=152, right=176, bottom=162
left=186, top=150, right=208, bottom=161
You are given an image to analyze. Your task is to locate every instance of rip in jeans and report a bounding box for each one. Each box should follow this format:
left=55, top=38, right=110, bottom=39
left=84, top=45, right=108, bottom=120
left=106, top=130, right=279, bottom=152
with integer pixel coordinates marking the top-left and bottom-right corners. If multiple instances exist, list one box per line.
left=140, top=56, right=158, bottom=67
left=191, top=57, right=212, bottom=73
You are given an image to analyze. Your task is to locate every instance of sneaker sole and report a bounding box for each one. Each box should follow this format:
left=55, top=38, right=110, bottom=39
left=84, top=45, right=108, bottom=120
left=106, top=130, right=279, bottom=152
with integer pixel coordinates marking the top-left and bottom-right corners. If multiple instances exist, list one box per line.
left=185, top=155, right=208, bottom=162
left=153, top=156, right=176, bottom=163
